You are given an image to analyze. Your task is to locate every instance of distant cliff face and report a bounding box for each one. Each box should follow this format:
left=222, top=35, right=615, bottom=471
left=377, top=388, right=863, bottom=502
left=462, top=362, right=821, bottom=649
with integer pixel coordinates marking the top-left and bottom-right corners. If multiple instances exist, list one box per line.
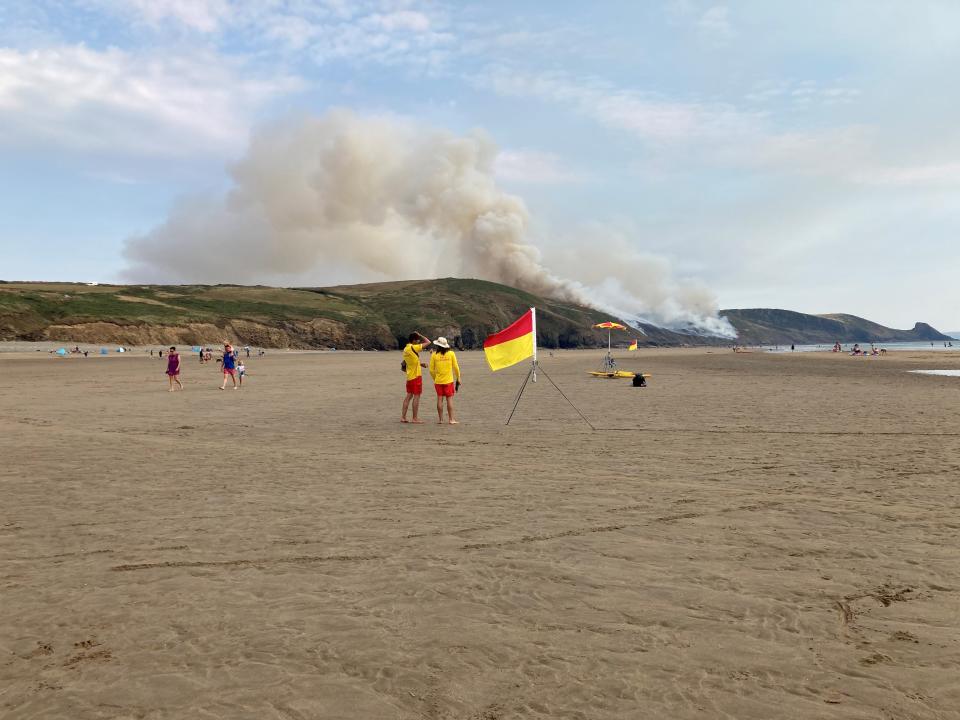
left=721, top=309, right=952, bottom=345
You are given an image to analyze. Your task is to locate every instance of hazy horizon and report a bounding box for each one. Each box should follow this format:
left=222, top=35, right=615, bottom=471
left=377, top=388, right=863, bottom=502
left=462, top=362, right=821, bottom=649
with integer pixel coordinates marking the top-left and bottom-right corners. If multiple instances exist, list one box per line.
left=2, top=2, right=959, bottom=330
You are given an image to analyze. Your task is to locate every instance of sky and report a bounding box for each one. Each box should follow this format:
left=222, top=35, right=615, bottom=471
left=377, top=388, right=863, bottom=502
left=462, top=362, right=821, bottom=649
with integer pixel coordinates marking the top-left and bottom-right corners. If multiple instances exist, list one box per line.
left=1, top=0, right=959, bottom=331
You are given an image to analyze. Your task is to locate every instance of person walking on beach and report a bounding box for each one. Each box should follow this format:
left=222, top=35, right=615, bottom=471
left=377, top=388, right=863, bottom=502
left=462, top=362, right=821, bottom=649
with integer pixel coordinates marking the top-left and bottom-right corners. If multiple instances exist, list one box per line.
left=220, top=342, right=239, bottom=390
left=429, top=337, right=461, bottom=424
left=237, top=360, right=246, bottom=387
left=166, top=346, right=183, bottom=391
left=401, top=332, right=431, bottom=423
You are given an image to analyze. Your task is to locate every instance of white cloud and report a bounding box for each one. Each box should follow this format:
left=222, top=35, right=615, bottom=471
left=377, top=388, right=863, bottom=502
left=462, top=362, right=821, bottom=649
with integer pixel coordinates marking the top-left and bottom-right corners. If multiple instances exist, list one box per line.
left=476, top=67, right=761, bottom=143
left=82, top=0, right=454, bottom=69
left=745, top=79, right=861, bottom=108
left=853, top=163, right=960, bottom=188
left=493, top=149, right=582, bottom=184
left=263, top=14, right=319, bottom=50
left=479, top=66, right=952, bottom=191
left=87, top=0, right=232, bottom=32
left=698, top=5, right=733, bottom=44
left=0, top=45, right=300, bottom=157
left=743, top=127, right=960, bottom=188
left=366, top=10, right=432, bottom=33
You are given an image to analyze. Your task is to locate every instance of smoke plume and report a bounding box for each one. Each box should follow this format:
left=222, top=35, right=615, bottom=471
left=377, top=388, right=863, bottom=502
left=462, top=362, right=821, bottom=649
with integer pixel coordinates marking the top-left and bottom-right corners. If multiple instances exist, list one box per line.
left=124, top=109, right=733, bottom=336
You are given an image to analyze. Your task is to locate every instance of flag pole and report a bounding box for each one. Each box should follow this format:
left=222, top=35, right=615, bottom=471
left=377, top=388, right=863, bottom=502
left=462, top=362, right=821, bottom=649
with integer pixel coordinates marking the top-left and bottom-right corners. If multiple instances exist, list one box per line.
left=531, top=307, right=538, bottom=383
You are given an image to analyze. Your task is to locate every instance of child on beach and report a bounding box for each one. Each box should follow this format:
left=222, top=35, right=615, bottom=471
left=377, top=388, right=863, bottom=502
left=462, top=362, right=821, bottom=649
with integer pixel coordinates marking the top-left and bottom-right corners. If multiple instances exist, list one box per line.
left=220, top=342, right=239, bottom=390
left=429, top=337, right=461, bottom=424
left=237, top=360, right=246, bottom=387
left=166, top=346, right=183, bottom=391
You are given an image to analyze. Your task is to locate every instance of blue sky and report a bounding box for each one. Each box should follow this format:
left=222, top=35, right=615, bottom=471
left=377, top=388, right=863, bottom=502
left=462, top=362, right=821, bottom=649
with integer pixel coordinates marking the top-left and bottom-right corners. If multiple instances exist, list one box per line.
left=1, top=0, right=959, bottom=330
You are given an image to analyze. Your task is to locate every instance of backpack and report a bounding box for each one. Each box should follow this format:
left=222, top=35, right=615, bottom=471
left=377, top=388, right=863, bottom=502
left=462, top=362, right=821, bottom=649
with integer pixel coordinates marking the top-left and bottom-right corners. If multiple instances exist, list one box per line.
left=400, top=359, right=407, bottom=372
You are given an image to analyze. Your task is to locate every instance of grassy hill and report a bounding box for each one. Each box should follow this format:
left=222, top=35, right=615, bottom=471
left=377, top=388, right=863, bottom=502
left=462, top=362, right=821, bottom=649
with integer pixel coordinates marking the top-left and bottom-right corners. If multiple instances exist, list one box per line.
left=0, top=279, right=699, bottom=349
left=3, top=279, right=944, bottom=349
left=721, top=308, right=952, bottom=345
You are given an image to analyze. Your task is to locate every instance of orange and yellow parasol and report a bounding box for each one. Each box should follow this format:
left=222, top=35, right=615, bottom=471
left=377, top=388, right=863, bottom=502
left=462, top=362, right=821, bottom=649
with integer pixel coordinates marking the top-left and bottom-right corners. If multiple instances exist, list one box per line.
left=593, top=321, right=627, bottom=352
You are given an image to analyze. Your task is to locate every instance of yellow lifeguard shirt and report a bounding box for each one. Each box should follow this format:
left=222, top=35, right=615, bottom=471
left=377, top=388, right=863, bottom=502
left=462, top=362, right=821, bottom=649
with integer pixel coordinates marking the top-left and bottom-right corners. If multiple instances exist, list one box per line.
left=429, top=350, right=461, bottom=385
left=403, top=343, right=423, bottom=381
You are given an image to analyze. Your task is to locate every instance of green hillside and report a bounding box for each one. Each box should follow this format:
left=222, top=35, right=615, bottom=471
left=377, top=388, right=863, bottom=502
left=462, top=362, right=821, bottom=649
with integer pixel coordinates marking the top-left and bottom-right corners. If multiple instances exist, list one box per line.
left=0, top=279, right=693, bottom=349
left=721, top=308, right=951, bottom=345
left=3, top=279, right=944, bottom=349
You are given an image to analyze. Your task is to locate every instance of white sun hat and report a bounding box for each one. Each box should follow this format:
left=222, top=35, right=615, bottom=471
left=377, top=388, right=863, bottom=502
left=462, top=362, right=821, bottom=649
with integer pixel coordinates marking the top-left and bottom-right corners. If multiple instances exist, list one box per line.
left=434, top=336, right=451, bottom=349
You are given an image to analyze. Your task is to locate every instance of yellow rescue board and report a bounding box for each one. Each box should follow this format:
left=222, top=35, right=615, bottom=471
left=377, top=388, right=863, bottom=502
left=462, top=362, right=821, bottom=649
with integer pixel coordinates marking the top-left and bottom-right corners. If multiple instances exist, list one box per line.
left=587, top=371, right=651, bottom=379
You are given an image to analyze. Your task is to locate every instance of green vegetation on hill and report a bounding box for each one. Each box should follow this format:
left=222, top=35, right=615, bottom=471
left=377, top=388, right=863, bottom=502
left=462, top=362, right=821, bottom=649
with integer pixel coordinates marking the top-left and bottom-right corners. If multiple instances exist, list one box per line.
left=0, top=279, right=687, bottom=349
left=721, top=308, right=951, bottom=345
left=2, top=280, right=946, bottom=348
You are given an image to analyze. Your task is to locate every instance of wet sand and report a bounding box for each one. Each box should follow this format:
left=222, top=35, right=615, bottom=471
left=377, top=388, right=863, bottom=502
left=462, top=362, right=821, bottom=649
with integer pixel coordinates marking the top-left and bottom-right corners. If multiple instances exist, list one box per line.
left=2, top=348, right=959, bottom=719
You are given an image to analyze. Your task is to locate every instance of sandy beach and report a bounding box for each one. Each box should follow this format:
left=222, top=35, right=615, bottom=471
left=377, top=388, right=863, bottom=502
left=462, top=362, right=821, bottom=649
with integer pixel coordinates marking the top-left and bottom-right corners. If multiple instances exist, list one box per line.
left=2, top=347, right=959, bottom=719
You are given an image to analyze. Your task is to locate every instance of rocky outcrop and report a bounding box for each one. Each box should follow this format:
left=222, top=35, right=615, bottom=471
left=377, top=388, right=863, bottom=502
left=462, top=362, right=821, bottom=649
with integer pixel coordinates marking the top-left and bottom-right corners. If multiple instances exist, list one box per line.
left=40, top=317, right=396, bottom=350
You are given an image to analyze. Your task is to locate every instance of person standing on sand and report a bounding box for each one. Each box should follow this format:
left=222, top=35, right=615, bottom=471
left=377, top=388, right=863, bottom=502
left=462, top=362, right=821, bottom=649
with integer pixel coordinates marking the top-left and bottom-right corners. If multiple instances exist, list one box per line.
left=220, top=342, right=239, bottom=390
left=429, top=337, right=461, bottom=424
left=401, top=332, right=431, bottom=423
left=166, top=346, right=183, bottom=391
left=237, top=360, right=246, bottom=387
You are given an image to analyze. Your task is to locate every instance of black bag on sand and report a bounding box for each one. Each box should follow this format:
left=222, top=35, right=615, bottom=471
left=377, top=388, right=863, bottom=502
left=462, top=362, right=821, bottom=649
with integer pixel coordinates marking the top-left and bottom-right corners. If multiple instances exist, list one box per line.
left=632, top=374, right=646, bottom=387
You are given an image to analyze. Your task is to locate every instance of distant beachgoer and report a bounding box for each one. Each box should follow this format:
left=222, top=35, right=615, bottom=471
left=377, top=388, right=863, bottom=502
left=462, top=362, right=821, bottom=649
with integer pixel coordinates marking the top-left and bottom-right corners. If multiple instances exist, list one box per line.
left=166, top=346, right=183, bottom=391
left=401, top=332, right=431, bottom=423
left=220, top=342, right=238, bottom=390
left=245, top=346, right=250, bottom=358
left=791, top=344, right=795, bottom=352
left=429, top=337, right=461, bottom=424
left=237, top=361, right=246, bottom=387
left=159, top=349, right=163, bottom=358
left=150, top=349, right=154, bottom=357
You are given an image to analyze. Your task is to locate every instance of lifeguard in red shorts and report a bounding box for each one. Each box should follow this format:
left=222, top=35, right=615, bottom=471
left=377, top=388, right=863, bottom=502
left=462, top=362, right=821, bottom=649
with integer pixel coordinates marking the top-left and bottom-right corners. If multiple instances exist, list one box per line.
left=401, top=332, right=431, bottom=423
left=429, top=337, right=462, bottom=425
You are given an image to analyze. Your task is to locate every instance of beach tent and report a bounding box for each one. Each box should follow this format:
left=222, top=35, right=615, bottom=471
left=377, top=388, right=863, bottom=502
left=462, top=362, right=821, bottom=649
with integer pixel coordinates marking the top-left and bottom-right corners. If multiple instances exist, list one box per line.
left=192, top=345, right=201, bottom=353
left=56, top=348, right=67, bottom=356
left=100, top=348, right=108, bottom=355
left=116, top=347, right=125, bottom=353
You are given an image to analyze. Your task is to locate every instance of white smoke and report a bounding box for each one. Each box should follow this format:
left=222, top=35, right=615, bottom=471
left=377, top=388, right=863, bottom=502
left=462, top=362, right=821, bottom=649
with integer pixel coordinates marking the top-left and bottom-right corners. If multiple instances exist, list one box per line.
left=124, top=109, right=734, bottom=336
left=543, top=225, right=736, bottom=336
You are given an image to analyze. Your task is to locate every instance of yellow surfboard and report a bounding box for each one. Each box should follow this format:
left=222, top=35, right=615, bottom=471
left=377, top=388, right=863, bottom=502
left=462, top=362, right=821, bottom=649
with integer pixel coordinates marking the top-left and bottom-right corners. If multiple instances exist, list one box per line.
left=588, top=370, right=651, bottom=379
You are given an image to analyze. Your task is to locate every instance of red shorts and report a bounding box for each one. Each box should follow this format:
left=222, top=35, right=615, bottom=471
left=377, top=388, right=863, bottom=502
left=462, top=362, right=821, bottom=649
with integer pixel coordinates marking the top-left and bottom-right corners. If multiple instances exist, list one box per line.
left=223, top=368, right=236, bottom=377
left=405, top=377, right=422, bottom=395
left=435, top=382, right=455, bottom=397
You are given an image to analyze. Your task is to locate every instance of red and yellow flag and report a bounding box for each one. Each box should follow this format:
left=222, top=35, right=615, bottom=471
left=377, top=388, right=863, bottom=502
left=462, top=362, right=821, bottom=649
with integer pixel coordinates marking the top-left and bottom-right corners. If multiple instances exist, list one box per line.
left=628, top=340, right=638, bottom=351
left=484, top=309, right=535, bottom=371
